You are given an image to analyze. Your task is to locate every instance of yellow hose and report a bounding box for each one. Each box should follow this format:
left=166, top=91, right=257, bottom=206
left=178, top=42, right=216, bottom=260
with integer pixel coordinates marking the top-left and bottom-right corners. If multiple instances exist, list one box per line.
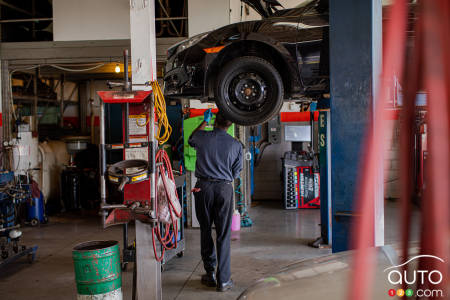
left=151, top=81, right=172, bottom=145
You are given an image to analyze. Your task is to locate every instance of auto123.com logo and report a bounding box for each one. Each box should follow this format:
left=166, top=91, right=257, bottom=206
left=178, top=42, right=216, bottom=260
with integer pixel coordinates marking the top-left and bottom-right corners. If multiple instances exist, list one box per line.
left=384, top=255, right=446, bottom=298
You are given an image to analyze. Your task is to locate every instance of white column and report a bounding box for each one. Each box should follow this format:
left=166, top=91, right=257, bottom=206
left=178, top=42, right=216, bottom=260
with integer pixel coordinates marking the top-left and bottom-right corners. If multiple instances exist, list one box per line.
left=130, top=1, right=162, bottom=299
left=372, top=0, right=384, bottom=247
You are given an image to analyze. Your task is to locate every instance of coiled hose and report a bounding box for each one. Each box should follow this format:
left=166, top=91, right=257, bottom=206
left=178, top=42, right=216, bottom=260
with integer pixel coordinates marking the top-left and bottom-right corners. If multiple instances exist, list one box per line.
left=152, top=149, right=182, bottom=262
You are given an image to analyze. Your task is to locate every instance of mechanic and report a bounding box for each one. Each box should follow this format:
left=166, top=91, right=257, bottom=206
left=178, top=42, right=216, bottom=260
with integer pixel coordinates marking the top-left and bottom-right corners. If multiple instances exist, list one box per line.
left=188, top=109, right=243, bottom=292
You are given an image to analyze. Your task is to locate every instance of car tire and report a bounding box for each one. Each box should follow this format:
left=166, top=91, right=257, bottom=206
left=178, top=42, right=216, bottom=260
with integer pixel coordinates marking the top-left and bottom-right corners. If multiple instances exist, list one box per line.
left=215, top=56, right=284, bottom=126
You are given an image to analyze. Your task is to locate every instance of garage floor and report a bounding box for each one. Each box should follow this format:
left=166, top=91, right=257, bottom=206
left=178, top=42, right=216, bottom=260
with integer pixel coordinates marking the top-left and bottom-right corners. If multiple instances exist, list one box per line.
left=0, top=201, right=419, bottom=300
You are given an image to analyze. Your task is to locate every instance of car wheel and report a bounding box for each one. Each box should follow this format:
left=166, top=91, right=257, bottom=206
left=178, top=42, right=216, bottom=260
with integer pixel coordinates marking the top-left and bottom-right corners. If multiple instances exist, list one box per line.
left=215, top=56, right=284, bottom=126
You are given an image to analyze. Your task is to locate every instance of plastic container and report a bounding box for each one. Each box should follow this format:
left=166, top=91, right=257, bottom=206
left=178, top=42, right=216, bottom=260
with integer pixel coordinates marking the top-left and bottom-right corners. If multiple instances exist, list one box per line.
left=27, top=192, right=45, bottom=226
left=231, top=210, right=241, bottom=232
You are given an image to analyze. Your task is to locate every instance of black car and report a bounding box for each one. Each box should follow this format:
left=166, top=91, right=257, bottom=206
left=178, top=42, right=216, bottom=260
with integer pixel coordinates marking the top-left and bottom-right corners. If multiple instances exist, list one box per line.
left=164, top=0, right=329, bottom=125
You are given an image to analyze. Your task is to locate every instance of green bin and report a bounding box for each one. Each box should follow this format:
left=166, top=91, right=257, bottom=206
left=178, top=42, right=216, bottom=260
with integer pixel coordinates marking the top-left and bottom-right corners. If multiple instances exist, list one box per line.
left=72, top=240, right=122, bottom=300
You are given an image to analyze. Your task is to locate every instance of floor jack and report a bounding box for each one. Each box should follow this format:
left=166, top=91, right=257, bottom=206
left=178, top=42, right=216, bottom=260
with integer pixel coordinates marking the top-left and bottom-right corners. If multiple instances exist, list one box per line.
left=98, top=50, right=184, bottom=299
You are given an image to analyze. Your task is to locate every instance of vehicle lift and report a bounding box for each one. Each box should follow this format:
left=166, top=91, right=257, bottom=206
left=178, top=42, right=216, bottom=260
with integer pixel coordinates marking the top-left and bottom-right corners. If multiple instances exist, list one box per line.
left=97, top=47, right=185, bottom=299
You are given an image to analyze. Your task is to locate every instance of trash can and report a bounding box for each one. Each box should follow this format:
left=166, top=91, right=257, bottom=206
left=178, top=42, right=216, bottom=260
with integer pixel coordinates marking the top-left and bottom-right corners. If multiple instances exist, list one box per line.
left=72, top=240, right=122, bottom=300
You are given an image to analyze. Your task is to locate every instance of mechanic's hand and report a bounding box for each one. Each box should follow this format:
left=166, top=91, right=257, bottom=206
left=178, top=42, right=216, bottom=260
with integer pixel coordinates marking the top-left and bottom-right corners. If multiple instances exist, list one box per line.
left=203, top=109, right=213, bottom=124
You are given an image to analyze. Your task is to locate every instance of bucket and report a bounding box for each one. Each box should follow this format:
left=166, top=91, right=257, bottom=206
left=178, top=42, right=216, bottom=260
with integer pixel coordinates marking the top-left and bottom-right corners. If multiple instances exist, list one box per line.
left=231, top=210, right=241, bottom=232
left=72, top=241, right=122, bottom=300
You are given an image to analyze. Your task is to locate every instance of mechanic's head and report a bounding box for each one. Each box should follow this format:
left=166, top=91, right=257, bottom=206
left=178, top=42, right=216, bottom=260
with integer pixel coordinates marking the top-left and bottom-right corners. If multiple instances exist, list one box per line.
left=214, top=111, right=232, bottom=130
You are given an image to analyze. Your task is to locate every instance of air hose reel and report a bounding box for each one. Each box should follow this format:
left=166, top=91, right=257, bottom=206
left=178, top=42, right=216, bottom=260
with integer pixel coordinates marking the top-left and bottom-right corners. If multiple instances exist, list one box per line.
left=107, top=159, right=149, bottom=191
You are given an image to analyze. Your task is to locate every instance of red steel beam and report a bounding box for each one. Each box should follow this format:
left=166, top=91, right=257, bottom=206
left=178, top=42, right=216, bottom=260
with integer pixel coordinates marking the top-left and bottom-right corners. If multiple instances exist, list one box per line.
left=421, top=0, right=450, bottom=297
left=399, top=1, right=423, bottom=289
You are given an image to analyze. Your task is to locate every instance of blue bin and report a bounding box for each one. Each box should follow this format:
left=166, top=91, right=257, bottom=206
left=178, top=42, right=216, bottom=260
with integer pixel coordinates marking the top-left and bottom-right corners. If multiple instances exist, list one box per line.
left=27, top=192, right=45, bottom=226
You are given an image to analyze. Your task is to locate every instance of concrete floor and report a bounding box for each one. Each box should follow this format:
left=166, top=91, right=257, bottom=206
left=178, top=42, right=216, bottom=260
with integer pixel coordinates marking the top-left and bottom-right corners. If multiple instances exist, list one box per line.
left=0, top=200, right=418, bottom=300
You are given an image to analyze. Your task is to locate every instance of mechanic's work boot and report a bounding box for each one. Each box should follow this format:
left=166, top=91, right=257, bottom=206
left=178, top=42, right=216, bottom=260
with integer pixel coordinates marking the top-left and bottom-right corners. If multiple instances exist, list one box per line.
left=201, top=271, right=217, bottom=287
left=216, top=279, right=233, bottom=292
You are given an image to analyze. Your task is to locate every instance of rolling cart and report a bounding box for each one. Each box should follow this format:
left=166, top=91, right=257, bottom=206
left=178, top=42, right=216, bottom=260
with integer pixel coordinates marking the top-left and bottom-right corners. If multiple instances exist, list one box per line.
left=0, top=171, right=38, bottom=269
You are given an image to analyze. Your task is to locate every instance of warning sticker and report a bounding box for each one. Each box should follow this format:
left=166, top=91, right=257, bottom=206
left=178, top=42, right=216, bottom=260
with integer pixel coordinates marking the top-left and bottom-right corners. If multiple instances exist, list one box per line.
left=125, top=148, right=148, bottom=174
left=128, top=143, right=142, bottom=148
left=132, top=173, right=148, bottom=182
left=129, top=136, right=148, bottom=143
left=111, top=144, right=124, bottom=150
left=128, top=115, right=147, bottom=136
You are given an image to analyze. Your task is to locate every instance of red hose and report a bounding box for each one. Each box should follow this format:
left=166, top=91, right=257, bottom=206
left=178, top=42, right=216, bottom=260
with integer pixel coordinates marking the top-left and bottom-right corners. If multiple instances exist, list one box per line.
left=152, top=149, right=182, bottom=262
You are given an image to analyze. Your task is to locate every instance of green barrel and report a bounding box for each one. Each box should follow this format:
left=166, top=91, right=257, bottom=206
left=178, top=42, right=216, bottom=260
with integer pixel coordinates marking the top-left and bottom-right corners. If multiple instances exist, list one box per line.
left=72, top=240, right=122, bottom=299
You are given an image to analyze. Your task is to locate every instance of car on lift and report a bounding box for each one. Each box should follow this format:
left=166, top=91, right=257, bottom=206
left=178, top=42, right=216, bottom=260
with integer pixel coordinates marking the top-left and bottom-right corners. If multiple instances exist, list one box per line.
left=164, top=0, right=329, bottom=126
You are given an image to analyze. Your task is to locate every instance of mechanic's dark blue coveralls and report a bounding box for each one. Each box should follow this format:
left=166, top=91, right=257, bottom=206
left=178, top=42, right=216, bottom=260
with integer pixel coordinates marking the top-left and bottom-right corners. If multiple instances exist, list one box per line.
left=189, top=127, right=243, bottom=284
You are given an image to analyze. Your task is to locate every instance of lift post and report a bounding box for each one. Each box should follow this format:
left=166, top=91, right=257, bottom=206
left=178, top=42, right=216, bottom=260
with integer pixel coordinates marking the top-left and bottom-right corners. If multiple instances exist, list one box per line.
left=329, top=0, right=383, bottom=253
left=129, top=1, right=161, bottom=299
left=97, top=0, right=162, bottom=298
